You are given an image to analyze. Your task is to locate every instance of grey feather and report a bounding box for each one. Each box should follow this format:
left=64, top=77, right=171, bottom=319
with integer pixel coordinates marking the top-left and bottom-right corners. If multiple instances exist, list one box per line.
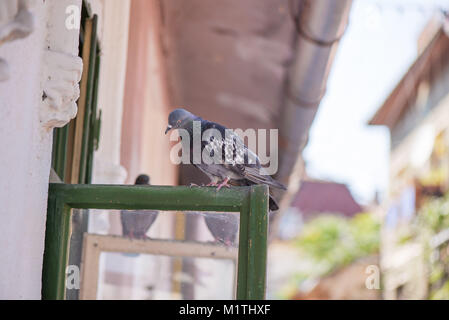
left=120, top=209, right=158, bottom=239
left=204, top=213, right=239, bottom=246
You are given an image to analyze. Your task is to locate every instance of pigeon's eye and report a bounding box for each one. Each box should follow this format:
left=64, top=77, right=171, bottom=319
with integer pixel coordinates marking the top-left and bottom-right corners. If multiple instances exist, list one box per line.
left=210, top=136, right=214, bottom=142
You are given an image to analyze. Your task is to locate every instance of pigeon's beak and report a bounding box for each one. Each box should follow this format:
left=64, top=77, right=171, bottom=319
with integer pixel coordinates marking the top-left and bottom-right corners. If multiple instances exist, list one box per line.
left=165, top=125, right=173, bottom=135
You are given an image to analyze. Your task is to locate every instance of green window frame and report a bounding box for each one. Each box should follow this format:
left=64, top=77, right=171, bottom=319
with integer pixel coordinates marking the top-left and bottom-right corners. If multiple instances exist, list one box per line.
left=50, top=1, right=101, bottom=300
left=45, top=0, right=269, bottom=301
left=51, top=2, right=101, bottom=185
left=42, top=184, right=269, bottom=300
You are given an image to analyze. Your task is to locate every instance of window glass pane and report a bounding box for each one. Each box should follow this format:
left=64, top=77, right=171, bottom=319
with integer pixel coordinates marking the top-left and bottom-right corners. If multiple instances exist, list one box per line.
left=70, top=210, right=239, bottom=300
left=97, top=254, right=236, bottom=300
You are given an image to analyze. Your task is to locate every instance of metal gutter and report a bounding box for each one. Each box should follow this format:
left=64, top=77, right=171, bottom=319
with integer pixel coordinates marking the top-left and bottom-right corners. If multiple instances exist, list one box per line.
left=272, top=0, right=353, bottom=231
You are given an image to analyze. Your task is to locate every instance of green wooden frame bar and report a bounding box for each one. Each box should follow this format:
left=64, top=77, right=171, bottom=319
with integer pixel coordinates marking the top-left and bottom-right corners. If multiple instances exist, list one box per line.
left=51, top=125, right=69, bottom=181
left=42, top=183, right=269, bottom=300
left=79, top=14, right=98, bottom=184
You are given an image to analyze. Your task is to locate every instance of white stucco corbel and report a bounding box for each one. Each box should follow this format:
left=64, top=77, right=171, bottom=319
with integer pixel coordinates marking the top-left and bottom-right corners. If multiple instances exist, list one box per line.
left=40, top=49, right=83, bottom=129
left=0, top=0, right=36, bottom=81
left=40, top=0, right=83, bottom=129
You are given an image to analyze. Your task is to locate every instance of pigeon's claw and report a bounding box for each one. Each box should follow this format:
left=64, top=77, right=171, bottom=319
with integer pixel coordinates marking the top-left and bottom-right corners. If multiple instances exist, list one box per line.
left=216, top=178, right=231, bottom=191
left=206, top=182, right=218, bottom=187
left=189, top=183, right=200, bottom=188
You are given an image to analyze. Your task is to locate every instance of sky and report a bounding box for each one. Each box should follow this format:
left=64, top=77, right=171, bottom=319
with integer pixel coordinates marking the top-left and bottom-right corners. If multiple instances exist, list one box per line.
left=303, top=0, right=449, bottom=205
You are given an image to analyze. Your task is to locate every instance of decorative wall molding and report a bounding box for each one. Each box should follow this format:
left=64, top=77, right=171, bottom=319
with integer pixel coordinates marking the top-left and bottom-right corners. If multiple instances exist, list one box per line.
left=0, top=0, right=35, bottom=81
left=40, top=0, right=83, bottom=130
left=40, top=49, right=83, bottom=129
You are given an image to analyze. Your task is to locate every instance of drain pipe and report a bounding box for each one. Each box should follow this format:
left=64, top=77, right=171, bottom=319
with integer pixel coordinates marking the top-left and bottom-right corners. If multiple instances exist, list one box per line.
left=272, top=0, right=353, bottom=232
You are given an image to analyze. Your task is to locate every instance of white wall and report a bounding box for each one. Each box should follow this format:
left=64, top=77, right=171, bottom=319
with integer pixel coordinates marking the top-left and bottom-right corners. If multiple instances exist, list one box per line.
left=0, top=0, right=82, bottom=299
left=0, top=4, right=48, bottom=298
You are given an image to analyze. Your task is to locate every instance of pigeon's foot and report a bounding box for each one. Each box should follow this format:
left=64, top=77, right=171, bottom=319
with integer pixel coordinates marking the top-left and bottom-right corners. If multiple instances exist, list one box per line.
left=206, top=182, right=218, bottom=187
left=133, top=233, right=148, bottom=240
left=216, top=178, right=231, bottom=191
left=189, top=183, right=200, bottom=188
left=210, top=237, right=223, bottom=246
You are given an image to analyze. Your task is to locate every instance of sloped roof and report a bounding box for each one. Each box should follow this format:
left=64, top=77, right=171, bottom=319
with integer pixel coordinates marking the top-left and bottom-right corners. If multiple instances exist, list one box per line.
left=291, top=180, right=362, bottom=218
left=368, top=26, right=449, bottom=129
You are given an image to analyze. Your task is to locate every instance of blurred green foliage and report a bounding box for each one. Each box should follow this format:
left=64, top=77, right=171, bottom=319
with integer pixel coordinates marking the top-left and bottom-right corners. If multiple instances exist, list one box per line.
left=418, top=194, right=449, bottom=232
left=276, top=213, right=380, bottom=299
left=294, top=212, right=380, bottom=275
left=416, top=193, right=449, bottom=299
left=430, top=280, right=449, bottom=300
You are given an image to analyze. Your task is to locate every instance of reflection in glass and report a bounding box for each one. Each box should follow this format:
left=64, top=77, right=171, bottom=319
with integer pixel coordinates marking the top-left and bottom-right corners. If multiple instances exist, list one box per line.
left=97, top=253, right=236, bottom=300
left=73, top=210, right=239, bottom=299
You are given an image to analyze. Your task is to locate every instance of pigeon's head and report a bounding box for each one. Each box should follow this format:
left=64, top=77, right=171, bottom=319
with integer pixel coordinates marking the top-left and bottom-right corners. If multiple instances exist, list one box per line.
left=135, top=174, right=150, bottom=185
left=165, top=108, right=197, bottom=134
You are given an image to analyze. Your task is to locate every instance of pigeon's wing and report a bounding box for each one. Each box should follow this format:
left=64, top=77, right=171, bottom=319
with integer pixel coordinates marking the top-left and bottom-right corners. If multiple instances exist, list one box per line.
left=201, top=120, right=257, bottom=168
left=194, top=120, right=286, bottom=190
left=120, top=210, right=136, bottom=236
left=222, top=129, right=287, bottom=190
left=120, top=210, right=158, bottom=237
left=200, top=120, right=227, bottom=161
left=233, top=163, right=287, bottom=190
left=134, top=210, right=158, bottom=235
left=194, top=120, right=242, bottom=180
left=205, top=213, right=239, bottom=245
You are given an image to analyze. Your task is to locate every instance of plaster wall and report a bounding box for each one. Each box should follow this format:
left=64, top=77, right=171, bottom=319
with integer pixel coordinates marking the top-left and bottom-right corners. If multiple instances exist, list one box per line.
left=0, top=0, right=82, bottom=299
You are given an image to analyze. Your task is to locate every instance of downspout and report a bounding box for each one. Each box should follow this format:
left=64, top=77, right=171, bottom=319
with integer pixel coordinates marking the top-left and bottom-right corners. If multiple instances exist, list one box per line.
left=272, top=0, right=353, bottom=230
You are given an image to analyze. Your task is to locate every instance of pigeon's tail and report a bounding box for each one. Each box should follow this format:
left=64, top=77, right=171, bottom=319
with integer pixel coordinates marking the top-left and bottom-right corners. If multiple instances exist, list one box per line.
left=230, top=179, right=281, bottom=211
left=243, top=166, right=287, bottom=190
left=265, top=176, right=287, bottom=191
left=269, top=196, right=279, bottom=211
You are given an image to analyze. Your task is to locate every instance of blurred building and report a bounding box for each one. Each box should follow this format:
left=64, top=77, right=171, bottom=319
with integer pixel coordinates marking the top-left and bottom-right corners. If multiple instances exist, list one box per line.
left=269, top=178, right=378, bottom=300
left=292, top=180, right=362, bottom=219
left=369, top=15, right=449, bottom=299
left=278, top=179, right=362, bottom=239
left=291, top=255, right=380, bottom=300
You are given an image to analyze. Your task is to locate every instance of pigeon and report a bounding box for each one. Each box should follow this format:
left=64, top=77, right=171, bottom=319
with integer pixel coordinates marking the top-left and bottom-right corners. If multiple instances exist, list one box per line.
left=165, top=108, right=286, bottom=211
left=204, top=213, right=239, bottom=246
left=120, top=174, right=159, bottom=239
